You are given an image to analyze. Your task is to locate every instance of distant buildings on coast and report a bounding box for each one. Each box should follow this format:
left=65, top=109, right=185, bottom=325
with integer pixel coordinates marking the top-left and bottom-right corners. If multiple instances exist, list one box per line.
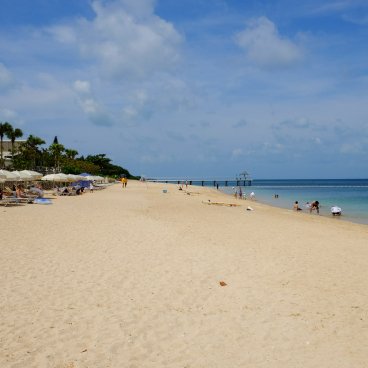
left=1, top=140, right=26, bottom=168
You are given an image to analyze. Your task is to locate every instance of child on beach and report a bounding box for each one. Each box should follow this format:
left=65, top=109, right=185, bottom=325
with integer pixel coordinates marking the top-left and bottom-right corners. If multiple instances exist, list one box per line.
left=293, top=201, right=302, bottom=211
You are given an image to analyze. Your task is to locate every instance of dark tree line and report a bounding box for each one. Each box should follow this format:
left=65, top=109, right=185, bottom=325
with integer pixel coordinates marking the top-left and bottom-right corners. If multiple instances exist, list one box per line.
left=0, top=121, right=136, bottom=178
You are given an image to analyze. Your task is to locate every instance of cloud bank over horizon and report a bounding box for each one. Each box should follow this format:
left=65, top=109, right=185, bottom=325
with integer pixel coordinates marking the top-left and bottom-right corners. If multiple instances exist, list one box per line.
left=0, top=0, right=368, bottom=178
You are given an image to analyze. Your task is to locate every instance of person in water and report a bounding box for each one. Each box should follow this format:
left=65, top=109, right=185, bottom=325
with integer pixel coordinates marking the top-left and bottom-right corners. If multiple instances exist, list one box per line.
left=310, top=200, right=320, bottom=214
left=293, top=201, right=302, bottom=211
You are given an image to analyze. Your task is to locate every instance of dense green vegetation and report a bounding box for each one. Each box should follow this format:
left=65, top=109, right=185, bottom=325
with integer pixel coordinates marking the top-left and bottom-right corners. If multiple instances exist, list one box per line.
left=0, top=121, right=136, bottom=178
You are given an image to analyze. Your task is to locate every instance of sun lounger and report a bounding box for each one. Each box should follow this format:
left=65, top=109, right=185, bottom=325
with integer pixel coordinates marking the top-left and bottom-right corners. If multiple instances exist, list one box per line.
left=0, top=197, right=22, bottom=207
left=18, top=196, right=36, bottom=204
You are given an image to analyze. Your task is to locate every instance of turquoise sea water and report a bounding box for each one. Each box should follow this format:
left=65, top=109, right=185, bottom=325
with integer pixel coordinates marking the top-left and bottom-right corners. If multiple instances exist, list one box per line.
left=219, top=179, right=368, bottom=225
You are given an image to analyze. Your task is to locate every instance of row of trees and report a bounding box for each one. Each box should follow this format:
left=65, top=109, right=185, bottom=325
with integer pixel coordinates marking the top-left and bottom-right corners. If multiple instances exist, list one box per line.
left=0, top=121, right=135, bottom=178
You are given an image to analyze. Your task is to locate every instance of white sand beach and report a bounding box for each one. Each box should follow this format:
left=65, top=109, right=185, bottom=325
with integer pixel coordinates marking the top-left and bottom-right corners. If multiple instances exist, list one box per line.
left=1, top=181, right=367, bottom=367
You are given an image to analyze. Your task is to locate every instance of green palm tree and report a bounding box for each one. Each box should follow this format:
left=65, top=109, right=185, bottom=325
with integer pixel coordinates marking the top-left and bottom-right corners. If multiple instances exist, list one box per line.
left=0, top=121, right=12, bottom=168
left=65, top=149, right=78, bottom=160
left=26, top=135, right=46, bottom=169
left=5, top=126, right=23, bottom=164
left=49, top=143, right=65, bottom=171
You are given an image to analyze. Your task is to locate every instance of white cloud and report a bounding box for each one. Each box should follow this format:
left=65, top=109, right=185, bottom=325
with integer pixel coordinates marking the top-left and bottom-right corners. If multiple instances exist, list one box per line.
left=340, top=142, right=363, bottom=154
left=49, top=25, right=77, bottom=44
left=235, top=17, right=303, bottom=69
left=0, top=108, right=24, bottom=126
left=73, top=79, right=114, bottom=126
left=342, top=14, right=368, bottom=25
left=49, top=0, right=182, bottom=79
left=0, top=63, right=15, bottom=90
left=312, top=1, right=355, bottom=14
left=73, top=80, right=91, bottom=95
left=278, top=117, right=312, bottom=129
left=231, top=148, right=243, bottom=157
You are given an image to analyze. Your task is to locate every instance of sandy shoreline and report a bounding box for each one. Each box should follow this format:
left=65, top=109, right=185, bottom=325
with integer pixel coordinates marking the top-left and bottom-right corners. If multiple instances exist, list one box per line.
left=1, top=181, right=367, bottom=367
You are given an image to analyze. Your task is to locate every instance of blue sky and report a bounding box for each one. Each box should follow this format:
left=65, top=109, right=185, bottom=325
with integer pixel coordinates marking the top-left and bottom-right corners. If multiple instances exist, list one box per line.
left=1, top=0, right=368, bottom=178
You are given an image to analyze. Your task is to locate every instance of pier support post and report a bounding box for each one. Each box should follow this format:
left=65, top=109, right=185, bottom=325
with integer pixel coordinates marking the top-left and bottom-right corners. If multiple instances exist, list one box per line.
left=201, top=181, right=204, bottom=186
left=225, top=181, right=228, bottom=186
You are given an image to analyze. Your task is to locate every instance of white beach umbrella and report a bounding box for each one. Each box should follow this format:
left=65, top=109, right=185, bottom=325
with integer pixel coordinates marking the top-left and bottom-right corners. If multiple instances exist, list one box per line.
left=0, top=170, right=18, bottom=181
left=41, top=174, right=54, bottom=181
left=56, top=173, right=70, bottom=182
left=12, top=170, right=34, bottom=181
left=0, top=171, right=6, bottom=180
left=27, top=170, right=43, bottom=180
left=66, top=174, right=78, bottom=182
left=42, top=173, right=71, bottom=184
left=42, top=174, right=63, bottom=182
left=19, top=170, right=40, bottom=181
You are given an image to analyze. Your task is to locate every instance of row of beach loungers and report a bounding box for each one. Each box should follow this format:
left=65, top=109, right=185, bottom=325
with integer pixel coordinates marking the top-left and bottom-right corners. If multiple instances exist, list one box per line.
left=53, top=184, right=106, bottom=196
left=0, top=196, right=37, bottom=206
left=0, top=184, right=107, bottom=206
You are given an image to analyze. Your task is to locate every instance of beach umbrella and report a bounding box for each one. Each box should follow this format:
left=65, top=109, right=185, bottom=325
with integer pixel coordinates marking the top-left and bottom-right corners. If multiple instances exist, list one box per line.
left=66, top=174, right=78, bottom=182
left=0, top=171, right=6, bottom=180
left=67, top=174, right=85, bottom=182
left=41, top=174, right=56, bottom=181
left=12, top=170, right=34, bottom=181
left=26, top=170, right=43, bottom=180
left=19, top=170, right=41, bottom=181
left=42, top=174, right=65, bottom=182
left=0, top=170, right=18, bottom=181
left=55, top=173, right=70, bottom=182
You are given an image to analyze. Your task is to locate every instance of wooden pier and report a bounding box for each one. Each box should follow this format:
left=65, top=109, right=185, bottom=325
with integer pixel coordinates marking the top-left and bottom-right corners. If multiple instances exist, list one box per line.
left=146, top=177, right=252, bottom=187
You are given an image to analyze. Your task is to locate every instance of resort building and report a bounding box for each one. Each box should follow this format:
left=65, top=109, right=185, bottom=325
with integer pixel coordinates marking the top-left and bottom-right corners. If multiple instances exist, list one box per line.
left=1, top=140, right=26, bottom=168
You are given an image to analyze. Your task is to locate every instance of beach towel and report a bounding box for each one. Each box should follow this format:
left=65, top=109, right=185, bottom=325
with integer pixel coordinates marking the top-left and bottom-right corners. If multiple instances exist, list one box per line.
left=34, top=198, right=52, bottom=205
